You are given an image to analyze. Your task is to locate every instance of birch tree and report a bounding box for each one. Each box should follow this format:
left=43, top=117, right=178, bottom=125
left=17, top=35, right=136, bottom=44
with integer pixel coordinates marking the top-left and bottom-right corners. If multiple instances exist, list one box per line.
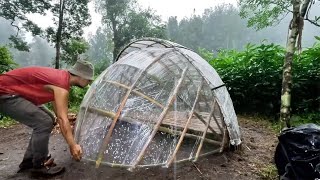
left=239, top=0, right=320, bottom=128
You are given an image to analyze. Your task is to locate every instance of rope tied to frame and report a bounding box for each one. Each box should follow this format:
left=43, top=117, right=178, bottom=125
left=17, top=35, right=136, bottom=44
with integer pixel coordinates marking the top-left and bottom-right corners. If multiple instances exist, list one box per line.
left=211, top=84, right=225, bottom=91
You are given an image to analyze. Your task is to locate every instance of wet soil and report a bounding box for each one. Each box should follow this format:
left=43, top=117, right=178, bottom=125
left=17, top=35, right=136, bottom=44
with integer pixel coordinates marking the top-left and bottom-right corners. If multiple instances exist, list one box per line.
left=0, top=116, right=278, bottom=180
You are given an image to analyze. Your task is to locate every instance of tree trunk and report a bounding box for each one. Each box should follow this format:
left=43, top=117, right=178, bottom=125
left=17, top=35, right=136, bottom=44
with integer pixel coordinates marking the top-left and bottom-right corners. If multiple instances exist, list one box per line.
left=55, top=0, right=65, bottom=69
left=280, top=0, right=311, bottom=129
left=109, top=14, right=119, bottom=64
left=112, top=29, right=121, bottom=63
left=280, top=0, right=301, bottom=128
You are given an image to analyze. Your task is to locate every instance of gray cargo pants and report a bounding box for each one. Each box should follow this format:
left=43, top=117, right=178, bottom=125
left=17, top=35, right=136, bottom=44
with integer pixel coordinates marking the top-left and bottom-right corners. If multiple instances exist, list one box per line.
left=0, top=95, right=55, bottom=167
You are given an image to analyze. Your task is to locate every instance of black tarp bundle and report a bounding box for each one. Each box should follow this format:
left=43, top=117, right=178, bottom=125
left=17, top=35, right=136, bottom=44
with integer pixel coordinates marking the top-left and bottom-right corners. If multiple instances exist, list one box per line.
left=275, top=124, right=320, bottom=179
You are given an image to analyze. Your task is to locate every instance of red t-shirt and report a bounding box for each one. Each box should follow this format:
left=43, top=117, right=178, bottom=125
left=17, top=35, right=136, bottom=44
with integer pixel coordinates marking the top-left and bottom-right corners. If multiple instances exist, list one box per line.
left=0, top=67, right=70, bottom=105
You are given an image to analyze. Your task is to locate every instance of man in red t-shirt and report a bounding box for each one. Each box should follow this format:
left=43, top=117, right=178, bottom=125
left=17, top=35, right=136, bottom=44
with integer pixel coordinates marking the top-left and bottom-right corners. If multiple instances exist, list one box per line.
left=0, top=60, right=94, bottom=176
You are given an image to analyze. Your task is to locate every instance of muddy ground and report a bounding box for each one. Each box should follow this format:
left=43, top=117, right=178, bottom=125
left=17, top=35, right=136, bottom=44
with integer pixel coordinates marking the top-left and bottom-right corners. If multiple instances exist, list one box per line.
left=0, top=116, right=278, bottom=180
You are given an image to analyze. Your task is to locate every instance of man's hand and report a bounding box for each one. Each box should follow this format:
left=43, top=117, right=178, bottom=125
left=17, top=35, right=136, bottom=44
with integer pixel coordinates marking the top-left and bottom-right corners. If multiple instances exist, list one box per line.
left=70, top=144, right=82, bottom=161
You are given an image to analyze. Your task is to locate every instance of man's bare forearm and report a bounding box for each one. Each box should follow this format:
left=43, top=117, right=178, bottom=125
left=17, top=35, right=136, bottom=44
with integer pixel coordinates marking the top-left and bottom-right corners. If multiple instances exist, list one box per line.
left=57, top=117, right=76, bottom=147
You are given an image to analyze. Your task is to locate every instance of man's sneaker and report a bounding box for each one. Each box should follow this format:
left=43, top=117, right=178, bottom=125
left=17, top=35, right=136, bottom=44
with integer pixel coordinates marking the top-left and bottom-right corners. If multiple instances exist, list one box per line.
left=31, top=165, right=65, bottom=177
left=17, top=154, right=56, bottom=173
left=17, top=158, right=33, bottom=173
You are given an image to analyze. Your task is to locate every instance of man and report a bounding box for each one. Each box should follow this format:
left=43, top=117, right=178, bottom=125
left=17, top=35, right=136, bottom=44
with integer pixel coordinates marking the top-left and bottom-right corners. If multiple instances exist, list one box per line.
left=0, top=60, right=94, bottom=176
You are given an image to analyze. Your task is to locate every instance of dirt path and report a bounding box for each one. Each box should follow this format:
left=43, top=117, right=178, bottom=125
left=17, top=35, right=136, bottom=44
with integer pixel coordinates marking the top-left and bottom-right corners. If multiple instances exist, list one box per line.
left=0, top=116, right=278, bottom=180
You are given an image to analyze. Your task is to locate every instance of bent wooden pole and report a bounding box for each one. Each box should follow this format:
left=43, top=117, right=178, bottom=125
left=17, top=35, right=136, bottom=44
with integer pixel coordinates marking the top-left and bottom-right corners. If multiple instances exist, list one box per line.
left=165, top=80, right=203, bottom=167
left=129, top=68, right=188, bottom=170
left=95, top=70, right=143, bottom=168
left=95, top=51, right=172, bottom=168
left=157, top=126, right=221, bottom=146
left=106, top=80, right=164, bottom=108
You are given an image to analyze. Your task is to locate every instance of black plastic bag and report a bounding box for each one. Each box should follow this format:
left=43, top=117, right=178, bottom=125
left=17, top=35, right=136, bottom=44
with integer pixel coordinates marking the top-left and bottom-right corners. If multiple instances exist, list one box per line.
left=275, top=123, right=320, bottom=180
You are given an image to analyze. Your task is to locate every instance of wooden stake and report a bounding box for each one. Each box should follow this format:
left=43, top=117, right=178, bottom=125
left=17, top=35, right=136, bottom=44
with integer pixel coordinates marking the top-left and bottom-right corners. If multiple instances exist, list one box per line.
left=129, top=68, right=188, bottom=170
left=95, top=71, right=142, bottom=168
left=193, top=99, right=217, bottom=161
left=193, top=112, right=220, bottom=138
left=157, top=126, right=221, bottom=146
left=165, top=80, right=203, bottom=167
left=212, top=110, right=223, bottom=134
left=164, top=148, right=221, bottom=166
left=219, top=126, right=228, bottom=153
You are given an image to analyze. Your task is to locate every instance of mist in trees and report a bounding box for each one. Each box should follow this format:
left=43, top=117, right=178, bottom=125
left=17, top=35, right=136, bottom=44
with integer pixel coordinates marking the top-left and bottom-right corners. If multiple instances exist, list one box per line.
left=1, top=2, right=319, bottom=71
left=86, top=27, right=113, bottom=74
left=166, top=3, right=320, bottom=53
left=0, top=17, right=54, bottom=67
left=95, top=0, right=167, bottom=62
left=0, top=0, right=91, bottom=68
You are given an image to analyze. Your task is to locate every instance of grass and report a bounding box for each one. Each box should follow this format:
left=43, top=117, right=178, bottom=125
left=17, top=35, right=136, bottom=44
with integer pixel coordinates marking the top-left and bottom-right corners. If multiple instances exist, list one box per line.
left=256, top=113, right=320, bottom=179
left=270, top=113, right=320, bottom=132
left=239, top=112, right=319, bottom=180
left=0, top=116, right=17, bottom=128
left=258, top=164, right=278, bottom=180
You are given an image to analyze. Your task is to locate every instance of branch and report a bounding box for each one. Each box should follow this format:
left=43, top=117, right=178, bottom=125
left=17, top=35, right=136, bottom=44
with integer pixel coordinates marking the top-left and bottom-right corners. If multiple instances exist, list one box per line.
left=10, top=21, right=20, bottom=37
left=300, top=0, right=311, bottom=17
left=270, top=1, right=292, bottom=12
left=305, top=0, right=313, bottom=19
left=305, top=18, right=320, bottom=27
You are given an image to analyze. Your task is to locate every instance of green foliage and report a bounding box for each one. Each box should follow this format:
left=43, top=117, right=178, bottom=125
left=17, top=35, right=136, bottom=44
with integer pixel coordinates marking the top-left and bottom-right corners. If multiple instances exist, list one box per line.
left=8, top=35, right=30, bottom=52
left=68, top=86, right=89, bottom=112
left=202, top=42, right=319, bottom=116
left=198, top=47, right=214, bottom=61
left=0, top=0, right=91, bottom=67
left=0, top=0, right=51, bottom=51
left=117, top=9, right=167, bottom=48
left=0, top=116, right=17, bottom=128
left=167, top=4, right=265, bottom=52
left=292, top=42, right=320, bottom=113
left=0, top=46, right=17, bottom=73
left=291, top=113, right=320, bottom=127
left=45, top=0, right=91, bottom=44
left=258, top=164, right=278, bottom=180
left=87, top=27, right=113, bottom=72
left=61, top=38, right=90, bottom=65
left=239, top=0, right=290, bottom=30
left=207, top=43, right=284, bottom=115
left=239, top=0, right=320, bottom=30
left=94, top=60, right=110, bottom=75
left=96, top=0, right=167, bottom=61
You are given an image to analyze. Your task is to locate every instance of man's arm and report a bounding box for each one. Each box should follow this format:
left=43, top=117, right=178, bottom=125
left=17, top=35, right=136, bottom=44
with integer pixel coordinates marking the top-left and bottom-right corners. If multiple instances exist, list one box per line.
left=44, top=85, right=82, bottom=161
left=51, top=102, right=57, bottom=116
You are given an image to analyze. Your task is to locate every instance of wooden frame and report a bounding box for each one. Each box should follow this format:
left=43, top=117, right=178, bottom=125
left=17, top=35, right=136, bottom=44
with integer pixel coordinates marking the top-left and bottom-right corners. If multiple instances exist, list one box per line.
left=129, top=67, right=188, bottom=170
left=76, top=39, right=233, bottom=169
left=81, top=77, right=227, bottom=169
left=95, top=51, right=174, bottom=168
left=165, top=80, right=203, bottom=167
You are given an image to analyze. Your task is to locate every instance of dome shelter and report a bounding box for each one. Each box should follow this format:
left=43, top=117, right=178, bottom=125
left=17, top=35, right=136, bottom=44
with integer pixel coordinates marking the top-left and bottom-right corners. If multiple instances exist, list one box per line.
left=74, top=38, right=241, bottom=170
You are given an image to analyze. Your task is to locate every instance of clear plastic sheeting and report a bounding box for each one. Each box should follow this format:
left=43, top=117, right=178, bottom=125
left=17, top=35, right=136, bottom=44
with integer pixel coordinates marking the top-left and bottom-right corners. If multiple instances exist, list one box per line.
left=74, top=38, right=241, bottom=170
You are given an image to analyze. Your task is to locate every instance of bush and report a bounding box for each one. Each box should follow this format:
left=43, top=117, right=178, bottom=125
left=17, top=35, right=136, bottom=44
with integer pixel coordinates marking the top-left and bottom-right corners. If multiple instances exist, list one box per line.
left=201, top=42, right=319, bottom=117
left=292, top=43, right=320, bottom=113
left=0, top=116, right=17, bottom=128
left=69, top=86, right=89, bottom=112
left=0, top=46, right=17, bottom=73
